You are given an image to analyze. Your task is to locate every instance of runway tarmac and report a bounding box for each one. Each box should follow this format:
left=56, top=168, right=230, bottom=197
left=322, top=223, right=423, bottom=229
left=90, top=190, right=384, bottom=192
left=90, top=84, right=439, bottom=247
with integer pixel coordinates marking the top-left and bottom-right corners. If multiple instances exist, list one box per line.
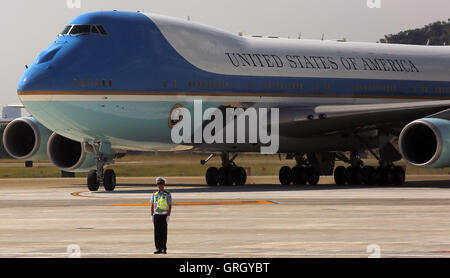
left=1, top=175, right=450, bottom=258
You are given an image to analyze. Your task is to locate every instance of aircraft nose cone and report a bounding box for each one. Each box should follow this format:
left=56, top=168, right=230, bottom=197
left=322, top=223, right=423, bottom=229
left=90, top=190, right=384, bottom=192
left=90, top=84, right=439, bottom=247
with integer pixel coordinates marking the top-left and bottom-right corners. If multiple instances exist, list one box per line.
left=17, top=73, right=30, bottom=92
left=18, top=63, right=53, bottom=91
left=17, top=65, right=53, bottom=112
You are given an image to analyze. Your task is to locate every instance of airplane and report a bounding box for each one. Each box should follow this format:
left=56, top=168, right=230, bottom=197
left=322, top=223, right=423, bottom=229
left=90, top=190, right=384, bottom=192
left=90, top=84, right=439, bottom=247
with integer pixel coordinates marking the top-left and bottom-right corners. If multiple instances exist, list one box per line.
left=2, top=10, right=450, bottom=191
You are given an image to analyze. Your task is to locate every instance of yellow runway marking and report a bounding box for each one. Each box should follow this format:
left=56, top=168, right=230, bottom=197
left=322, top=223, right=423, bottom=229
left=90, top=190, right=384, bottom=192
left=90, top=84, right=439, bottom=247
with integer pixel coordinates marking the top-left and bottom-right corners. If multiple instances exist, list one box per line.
left=105, top=200, right=277, bottom=206
left=71, top=191, right=103, bottom=198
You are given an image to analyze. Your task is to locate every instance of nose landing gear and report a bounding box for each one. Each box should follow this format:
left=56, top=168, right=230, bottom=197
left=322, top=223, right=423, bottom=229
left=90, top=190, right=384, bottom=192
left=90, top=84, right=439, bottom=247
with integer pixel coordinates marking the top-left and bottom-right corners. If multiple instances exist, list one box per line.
left=86, top=165, right=116, bottom=192
left=86, top=142, right=116, bottom=191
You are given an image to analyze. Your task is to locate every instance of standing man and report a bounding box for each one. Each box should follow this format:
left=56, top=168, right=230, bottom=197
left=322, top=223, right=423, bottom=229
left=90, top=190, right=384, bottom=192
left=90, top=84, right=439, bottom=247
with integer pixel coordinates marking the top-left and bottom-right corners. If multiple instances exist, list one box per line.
left=150, top=177, right=172, bottom=254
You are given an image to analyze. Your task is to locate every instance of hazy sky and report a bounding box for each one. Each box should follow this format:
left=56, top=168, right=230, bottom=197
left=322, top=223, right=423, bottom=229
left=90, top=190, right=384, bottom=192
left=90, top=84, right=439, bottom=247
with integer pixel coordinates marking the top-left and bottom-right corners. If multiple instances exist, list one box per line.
left=1, top=0, right=449, bottom=107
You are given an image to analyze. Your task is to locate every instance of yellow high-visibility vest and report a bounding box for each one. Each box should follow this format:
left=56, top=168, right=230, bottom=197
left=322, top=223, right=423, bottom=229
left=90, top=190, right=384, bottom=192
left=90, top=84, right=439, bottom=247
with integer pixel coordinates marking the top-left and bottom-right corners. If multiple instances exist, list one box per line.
left=153, top=191, right=170, bottom=213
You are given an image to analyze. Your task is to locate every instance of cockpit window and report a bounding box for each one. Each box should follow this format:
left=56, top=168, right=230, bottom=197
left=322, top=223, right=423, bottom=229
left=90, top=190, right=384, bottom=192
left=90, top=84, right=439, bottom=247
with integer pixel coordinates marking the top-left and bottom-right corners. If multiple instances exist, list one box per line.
left=60, top=25, right=72, bottom=35
left=59, top=24, right=108, bottom=36
left=96, top=25, right=108, bottom=35
left=91, top=25, right=99, bottom=34
left=69, top=25, right=91, bottom=35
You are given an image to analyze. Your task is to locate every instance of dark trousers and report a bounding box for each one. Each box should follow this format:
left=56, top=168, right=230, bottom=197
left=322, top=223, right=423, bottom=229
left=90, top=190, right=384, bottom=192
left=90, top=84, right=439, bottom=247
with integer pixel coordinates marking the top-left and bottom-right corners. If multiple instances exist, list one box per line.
left=154, top=214, right=168, bottom=251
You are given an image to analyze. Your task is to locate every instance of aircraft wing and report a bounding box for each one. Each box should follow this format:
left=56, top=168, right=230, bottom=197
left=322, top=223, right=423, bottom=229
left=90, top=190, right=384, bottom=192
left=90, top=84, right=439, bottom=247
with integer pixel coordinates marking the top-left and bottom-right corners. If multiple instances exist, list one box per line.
left=274, top=100, right=450, bottom=138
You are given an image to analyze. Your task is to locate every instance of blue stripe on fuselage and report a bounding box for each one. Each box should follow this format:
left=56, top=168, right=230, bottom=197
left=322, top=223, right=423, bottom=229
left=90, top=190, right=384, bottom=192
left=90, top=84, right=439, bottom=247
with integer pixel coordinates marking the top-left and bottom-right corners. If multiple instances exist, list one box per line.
left=18, top=11, right=450, bottom=99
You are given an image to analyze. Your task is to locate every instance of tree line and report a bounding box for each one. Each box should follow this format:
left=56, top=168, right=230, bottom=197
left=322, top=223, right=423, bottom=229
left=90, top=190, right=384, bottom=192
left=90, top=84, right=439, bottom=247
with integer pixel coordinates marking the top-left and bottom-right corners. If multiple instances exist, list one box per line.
left=380, top=19, right=450, bottom=45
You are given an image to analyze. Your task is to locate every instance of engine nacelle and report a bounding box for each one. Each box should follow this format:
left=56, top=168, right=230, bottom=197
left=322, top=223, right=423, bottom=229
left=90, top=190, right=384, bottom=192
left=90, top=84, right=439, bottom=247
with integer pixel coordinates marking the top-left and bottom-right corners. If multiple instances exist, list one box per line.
left=47, top=133, right=96, bottom=172
left=2, top=117, right=52, bottom=160
left=399, top=118, right=450, bottom=168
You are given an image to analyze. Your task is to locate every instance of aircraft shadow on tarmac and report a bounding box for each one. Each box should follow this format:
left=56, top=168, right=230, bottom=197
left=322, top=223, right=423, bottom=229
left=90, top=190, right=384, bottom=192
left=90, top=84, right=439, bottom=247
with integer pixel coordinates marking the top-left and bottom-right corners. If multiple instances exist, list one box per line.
left=88, top=179, right=450, bottom=195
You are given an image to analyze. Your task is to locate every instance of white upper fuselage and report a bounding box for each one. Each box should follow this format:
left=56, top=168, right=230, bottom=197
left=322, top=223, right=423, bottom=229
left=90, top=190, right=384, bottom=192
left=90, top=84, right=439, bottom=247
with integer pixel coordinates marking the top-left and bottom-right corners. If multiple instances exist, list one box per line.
left=150, top=13, right=450, bottom=83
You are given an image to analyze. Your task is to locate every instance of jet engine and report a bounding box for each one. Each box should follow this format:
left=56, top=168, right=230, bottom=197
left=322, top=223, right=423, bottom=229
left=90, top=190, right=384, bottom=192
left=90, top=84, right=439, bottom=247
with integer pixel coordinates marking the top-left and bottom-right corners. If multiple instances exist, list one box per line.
left=2, top=117, right=51, bottom=160
left=47, top=133, right=96, bottom=172
left=399, top=117, right=450, bottom=168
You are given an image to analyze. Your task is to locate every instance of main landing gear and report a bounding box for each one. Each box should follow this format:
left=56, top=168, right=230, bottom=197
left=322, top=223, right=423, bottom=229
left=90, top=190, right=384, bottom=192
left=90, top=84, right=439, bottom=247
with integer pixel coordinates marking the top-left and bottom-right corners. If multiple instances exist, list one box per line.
left=277, top=151, right=406, bottom=186
left=203, top=152, right=247, bottom=186
left=87, top=143, right=116, bottom=192
left=333, top=152, right=405, bottom=186
left=278, top=154, right=321, bottom=185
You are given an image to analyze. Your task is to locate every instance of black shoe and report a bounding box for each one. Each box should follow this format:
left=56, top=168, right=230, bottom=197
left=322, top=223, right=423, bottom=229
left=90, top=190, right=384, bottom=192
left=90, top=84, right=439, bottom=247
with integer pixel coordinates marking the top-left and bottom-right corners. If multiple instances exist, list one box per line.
left=154, top=250, right=163, bottom=254
left=162, top=250, right=167, bottom=254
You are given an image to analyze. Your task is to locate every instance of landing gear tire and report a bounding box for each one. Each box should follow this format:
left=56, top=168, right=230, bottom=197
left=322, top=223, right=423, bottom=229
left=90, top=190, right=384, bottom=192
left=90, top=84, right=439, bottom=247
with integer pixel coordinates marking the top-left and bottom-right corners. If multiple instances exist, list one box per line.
left=377, top=167, right=394, bottom=185
left=306, top=167, right=320, bottom=185
left=334, top=166, right=347, bottom=185
left=87, top=170, right=99, bottom=191
left=347, top=166, right=363, bottom=185
left=362, top=166, right=377, bottom=185
left=103, top=169, right=116, bottom=191
left=279, top=166, right=292, bottom=185
left=206, top=167, right=219, bottom=186
left=373, top=166, right=405, bottom=186
left=386, top=167, right=396, bottom=185
left=292, top=166, right=307, bottom=185
left=376, top=167, right=386, bottom=184
left=234, top=167, right=247, bottom=186
left=393, top=166, right=405, bottom=185
left=218, top=167, right=234, bottom=186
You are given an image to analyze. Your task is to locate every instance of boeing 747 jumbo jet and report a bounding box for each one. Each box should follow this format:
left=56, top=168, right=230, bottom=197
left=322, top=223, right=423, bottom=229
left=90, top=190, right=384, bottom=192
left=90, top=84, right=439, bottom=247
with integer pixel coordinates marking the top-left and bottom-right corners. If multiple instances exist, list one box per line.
left=3, top=11, right=450, bottom=191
